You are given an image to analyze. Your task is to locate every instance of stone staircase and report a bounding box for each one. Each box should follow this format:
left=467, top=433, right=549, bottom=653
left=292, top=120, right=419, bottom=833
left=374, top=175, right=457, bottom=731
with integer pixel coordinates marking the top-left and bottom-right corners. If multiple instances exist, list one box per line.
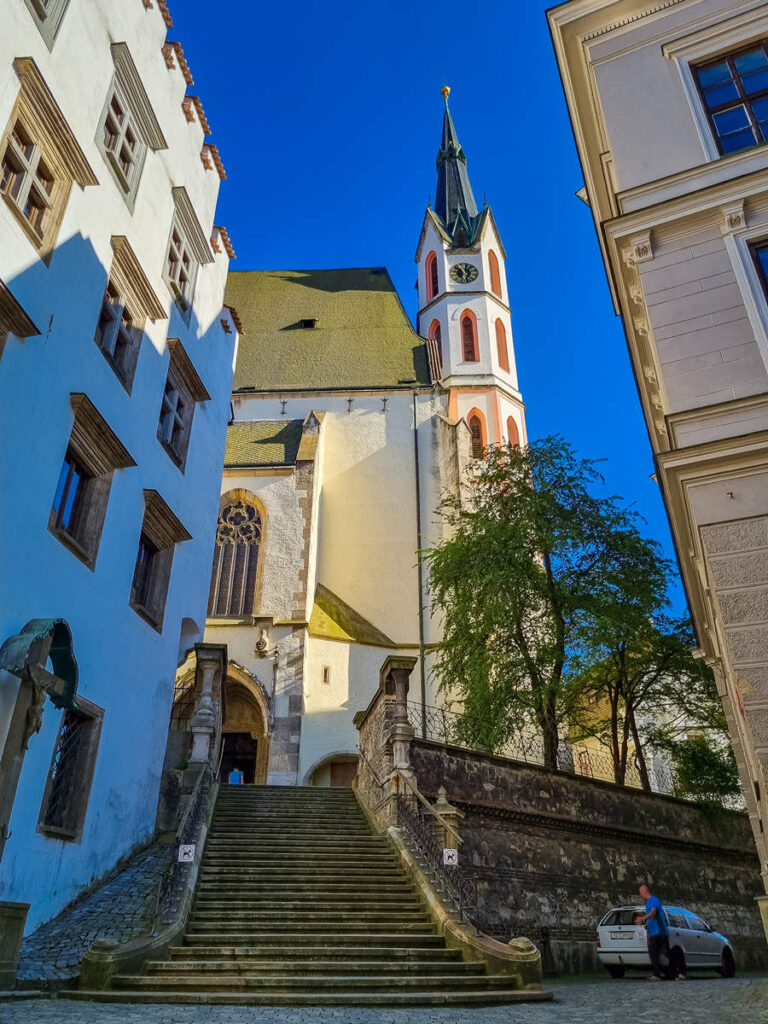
left=74, top=785, right=547, bottom=1006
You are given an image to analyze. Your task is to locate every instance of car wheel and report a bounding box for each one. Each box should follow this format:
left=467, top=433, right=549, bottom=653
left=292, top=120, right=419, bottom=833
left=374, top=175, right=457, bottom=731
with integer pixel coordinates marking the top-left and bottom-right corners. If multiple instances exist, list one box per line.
left=719, top=948, right=736, bottom=978
left=606, top=965, right=625, bottom=979
left=669, top=947, right=686, bottom=980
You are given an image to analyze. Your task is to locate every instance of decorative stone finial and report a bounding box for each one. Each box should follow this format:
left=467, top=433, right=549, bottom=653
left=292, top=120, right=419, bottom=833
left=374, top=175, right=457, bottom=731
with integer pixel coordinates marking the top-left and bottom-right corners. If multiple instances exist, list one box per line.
left=441, top=84, right=450, bottom=103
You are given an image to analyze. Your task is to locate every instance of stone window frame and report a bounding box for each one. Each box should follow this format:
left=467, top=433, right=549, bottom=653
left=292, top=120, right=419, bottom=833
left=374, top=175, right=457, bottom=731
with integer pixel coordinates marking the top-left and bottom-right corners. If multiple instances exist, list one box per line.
left=96, top=44, right=167, bottom=211
left=94, top=236, right=166, bottom=393
left=129, top=489, right=191, bottom=632
left=156, top=338, right=210, bottom=472
left=21, top=0, right=71, bottom=50
left=0, top=59, right=97, bottom=262
left=0, top=276, right=39, bottom=363
left=163, top=187, right=214, bottom=322
left=48, top=393, right=136, bottom=570
left=37, top=694, right=104, bottom=842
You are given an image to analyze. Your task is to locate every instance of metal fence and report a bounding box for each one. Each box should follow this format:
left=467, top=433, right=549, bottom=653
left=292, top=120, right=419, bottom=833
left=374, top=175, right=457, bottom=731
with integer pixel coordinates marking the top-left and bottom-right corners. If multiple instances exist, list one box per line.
left=407, top=700, right=677, bottom=796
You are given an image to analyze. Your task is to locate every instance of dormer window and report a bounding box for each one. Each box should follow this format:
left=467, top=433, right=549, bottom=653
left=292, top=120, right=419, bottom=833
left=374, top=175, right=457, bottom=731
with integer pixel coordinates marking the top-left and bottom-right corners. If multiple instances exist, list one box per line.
left=300, top=318, right=317, bottom=329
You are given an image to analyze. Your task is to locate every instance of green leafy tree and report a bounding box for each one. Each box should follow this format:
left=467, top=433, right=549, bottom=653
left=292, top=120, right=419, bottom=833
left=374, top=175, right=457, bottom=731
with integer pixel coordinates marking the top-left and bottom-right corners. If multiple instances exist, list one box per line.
left=422, top=436, right=639, bottom=769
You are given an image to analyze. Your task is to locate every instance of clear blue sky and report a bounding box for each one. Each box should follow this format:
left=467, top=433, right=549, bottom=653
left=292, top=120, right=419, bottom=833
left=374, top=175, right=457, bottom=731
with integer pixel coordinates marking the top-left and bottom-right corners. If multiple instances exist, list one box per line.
left=172, top=0, right=686, bottom=611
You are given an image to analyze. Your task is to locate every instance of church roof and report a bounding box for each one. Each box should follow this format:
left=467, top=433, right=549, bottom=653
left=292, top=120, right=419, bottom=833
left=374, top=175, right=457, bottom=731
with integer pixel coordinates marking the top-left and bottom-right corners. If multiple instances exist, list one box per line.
left=309, top=584, right=396, bottom=647
left=433, top=90, right=482, bottom=247
left=224, top=419, right=304, bottom=467
left=226, top=268, right=430, bottom=392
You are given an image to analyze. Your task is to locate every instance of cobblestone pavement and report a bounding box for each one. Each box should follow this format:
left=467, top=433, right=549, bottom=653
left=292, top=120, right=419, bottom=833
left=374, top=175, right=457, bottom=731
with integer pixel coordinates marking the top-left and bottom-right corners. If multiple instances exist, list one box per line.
left=16, top=841, right=173, bottom=984
left=1, top=976, right=767, bottom=1024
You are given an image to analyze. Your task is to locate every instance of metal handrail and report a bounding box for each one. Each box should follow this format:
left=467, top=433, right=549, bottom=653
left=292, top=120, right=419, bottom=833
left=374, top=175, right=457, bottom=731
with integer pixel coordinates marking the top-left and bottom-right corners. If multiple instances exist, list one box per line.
left=392, top=768, right=463, bottom=847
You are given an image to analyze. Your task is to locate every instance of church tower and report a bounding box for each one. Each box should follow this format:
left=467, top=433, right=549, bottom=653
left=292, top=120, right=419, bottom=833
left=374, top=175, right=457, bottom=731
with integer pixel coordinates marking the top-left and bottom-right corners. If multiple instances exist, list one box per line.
left=416, top=87, right=526, bottom=454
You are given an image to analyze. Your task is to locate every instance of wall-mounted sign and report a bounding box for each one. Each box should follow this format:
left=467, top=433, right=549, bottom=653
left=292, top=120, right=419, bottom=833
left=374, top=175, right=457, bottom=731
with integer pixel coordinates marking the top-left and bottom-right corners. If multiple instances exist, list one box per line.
left=443, top=848, right=458, bottom=866
left=178, top=844, right=195, bottom=863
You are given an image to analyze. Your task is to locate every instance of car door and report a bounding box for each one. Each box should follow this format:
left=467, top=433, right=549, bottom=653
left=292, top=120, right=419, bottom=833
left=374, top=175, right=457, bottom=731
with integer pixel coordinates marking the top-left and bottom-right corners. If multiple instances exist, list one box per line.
left=688, top=913, right=723, bottom=967
left=679, top=909, right=711, bottom=967
left=666, top=908, right=696, bottom=964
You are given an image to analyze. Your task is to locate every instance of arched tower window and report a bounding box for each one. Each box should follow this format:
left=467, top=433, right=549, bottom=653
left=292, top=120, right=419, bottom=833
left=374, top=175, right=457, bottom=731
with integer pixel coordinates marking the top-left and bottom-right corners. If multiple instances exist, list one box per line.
left=426, top=251, right=438, bottom=302
left=495, top=318, right=510, bottom=372
left=488, top=250, right=502, bottom=298
left=426, top=318, right=443, bottom=380
left=460, top=310, right=478, bottom=362
left=507, top=416, right=520, bottom=447
left=207, top=494, right=263, bottom=617
left=467, top=408, right=486, bottom=459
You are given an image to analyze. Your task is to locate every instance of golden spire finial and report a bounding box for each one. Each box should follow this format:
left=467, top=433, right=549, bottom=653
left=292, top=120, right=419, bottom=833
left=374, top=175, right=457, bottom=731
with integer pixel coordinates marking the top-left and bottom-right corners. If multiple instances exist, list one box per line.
left=441, top=84, right=451, bottom=103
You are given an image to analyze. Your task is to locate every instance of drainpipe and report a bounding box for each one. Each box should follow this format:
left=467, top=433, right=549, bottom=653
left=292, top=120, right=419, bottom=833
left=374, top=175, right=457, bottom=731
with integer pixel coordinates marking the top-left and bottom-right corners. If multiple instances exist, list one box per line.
left=412, top=391, right=427, bottom=737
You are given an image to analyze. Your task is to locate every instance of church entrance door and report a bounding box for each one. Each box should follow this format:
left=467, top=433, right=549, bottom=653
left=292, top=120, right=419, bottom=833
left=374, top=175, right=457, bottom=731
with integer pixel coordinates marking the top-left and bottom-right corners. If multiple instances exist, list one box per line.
left=221, top=732, right=259, bottom=784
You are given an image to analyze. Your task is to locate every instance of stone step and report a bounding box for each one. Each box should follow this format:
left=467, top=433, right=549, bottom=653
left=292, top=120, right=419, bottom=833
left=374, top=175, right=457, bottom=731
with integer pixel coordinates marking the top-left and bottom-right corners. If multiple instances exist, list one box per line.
left=187, top=919, right=432, bottom=933
left=146, top=959, right=483, bottom=977
left=183, top=931, right=443, bottom=947
left=204, top=840, right=386, bottom=851
left=169, top=945, right=460, bottom=962
left=192, top=899, right=423, bottom=912
left=111, top=973, right=518, bottom=993
left=197, top=868, right=403, bottom=881
left=195, top=885, right=416, bottom=899
left=189, top=910, right=430, bottom=925
left=66, top=990, right=550, bottom=1007
left=207, top=828, right=375, bottom=838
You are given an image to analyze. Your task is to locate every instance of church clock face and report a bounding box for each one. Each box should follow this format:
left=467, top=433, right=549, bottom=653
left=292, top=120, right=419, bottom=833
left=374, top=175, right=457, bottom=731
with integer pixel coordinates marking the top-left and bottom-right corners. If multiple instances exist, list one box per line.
left=449, top=262, right=478, bottom=284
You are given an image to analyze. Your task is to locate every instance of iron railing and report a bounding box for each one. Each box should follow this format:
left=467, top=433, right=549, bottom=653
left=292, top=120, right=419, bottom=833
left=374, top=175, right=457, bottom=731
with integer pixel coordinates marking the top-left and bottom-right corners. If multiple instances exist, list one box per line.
left=407, top=701, right=677, bottom=796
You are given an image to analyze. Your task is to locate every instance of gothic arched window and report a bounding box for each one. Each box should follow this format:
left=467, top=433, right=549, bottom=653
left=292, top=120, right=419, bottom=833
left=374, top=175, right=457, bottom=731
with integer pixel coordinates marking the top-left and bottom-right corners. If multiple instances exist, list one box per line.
left=460, top=310, right=478, bottom=362
left=468, top=409, right=486, bottom=459
left=507, top=416, right=520, bottom=447
left=207, top=495, right=263, bottom=617
left=488, top=250, right=502, bottom=297
left=426, top=251, right=438, bottom=301
left=495, top=318, right=510, bottom=372
left=426, top=319, right=443, bottom=381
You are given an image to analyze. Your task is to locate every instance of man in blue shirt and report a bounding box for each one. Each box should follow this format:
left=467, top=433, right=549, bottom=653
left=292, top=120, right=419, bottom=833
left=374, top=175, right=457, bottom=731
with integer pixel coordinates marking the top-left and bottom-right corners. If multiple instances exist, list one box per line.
left=635, top=883, right=666, bottom=980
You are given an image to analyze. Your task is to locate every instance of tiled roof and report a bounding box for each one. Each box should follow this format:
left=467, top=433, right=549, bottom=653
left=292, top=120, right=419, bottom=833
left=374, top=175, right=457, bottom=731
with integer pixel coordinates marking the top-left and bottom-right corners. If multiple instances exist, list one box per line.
left=225, top=268, right=430, bottom=392
left=309, top=585, right=395, bottom=647
left=224, top=419, right=304, bottom=467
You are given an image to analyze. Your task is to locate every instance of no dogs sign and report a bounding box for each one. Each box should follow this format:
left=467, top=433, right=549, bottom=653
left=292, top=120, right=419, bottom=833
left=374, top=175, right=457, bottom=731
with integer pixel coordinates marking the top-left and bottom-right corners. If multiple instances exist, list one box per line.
left=443, top=848, right=458, bottom=866
left=178, top=844, right=195, bottom=863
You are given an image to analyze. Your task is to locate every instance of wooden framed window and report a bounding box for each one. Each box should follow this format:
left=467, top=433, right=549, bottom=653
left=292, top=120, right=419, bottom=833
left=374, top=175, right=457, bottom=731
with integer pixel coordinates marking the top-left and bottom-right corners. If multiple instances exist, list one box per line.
left=22, top=0, right=71, bottom=49
left=495, top=318, right=510, bottom=372
left=38, top=696, right=103, bottom=841
left=207, top=495, right=263, bottom=618
left=425, top=251, right=438, bottom=301
left=750, top=239, right=768, bottom=296
left=157, top=338, right=210, bottom=471
left=694, top=42, right=768, bottom=155
left=507, top=415, right=520, bottom=447
left=96, top=46, right=166, bottom=209
left=94, top=284, right=142, bottom=389
left=460, top=310, right=479, bottom=362
left=163, top=186, right=214, bottom=320
left=467, top=409, right=486, bottom=459
left=48, top=394, right=135, bottom=569
left=0, top=59, right=97, bottom=260
left=426, top=318, right=443, bottom=381
left=130, top=489, right=191, bottom=632
left=488, top=250, right=502, bottom=297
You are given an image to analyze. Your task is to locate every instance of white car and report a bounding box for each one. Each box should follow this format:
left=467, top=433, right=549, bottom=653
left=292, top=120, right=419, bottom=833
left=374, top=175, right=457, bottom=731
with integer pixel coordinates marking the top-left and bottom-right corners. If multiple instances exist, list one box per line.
left=597, top=904, right=736, bottom=979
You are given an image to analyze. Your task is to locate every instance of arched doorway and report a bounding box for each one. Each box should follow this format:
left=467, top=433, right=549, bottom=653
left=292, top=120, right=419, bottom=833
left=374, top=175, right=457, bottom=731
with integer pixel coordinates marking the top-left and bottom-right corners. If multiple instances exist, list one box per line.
left=221, top=668, right=270, bottom=785
left=305, top=753, right=359, bottom=788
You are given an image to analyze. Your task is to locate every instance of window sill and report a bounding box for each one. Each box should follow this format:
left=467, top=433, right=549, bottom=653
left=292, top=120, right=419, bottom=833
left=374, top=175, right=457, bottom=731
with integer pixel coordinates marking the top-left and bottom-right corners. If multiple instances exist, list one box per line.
left=38, top=823, right=80, bottom=841
left=130, top=598, right=163, bottom=633
left=47, top=521, right=96, bottom=571
left=96, top=341, right=134, bottom=394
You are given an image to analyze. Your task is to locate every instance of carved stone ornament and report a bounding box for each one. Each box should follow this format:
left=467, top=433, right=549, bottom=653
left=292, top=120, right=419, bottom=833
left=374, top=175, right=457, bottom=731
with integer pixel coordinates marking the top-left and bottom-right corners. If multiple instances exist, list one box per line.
left=254, top=624, right=272, bottom=658
left=629, top=232, right=654, bottom=264
left=721, top=200, right=746, bottom=235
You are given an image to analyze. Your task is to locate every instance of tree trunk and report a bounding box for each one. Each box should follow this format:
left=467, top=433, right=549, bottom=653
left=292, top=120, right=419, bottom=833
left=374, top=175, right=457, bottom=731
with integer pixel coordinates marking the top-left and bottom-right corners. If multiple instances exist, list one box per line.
left=609, top=691, right=624, bottom=784
left=540, top=694, right=559, bottom=770
left=628, top=707, right=652, bottom=792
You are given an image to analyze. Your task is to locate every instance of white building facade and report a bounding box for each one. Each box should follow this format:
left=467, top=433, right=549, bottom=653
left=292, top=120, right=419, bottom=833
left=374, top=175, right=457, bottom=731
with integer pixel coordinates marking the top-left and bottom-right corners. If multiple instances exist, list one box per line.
left=549, top=0, right=768, bottom=939
left=194, top=92, right=529, bottom=788
left=0, top=0, right=236, bottom=933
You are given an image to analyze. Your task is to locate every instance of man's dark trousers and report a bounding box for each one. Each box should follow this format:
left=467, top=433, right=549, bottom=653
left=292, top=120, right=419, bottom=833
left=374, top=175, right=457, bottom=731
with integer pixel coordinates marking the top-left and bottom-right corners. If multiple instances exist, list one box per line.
left=649, top=935, right=666, bottom=978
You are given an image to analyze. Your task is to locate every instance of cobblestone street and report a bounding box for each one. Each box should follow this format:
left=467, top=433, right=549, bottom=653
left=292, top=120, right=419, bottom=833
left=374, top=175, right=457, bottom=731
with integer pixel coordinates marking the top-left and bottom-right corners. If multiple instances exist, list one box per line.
left=1, top=976, right=767, bottom=1024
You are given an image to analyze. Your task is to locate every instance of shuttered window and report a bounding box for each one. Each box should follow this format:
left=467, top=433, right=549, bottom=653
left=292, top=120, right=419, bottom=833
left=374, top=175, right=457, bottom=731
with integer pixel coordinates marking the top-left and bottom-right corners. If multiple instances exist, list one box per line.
left=461, top=313, right=478, bottom=362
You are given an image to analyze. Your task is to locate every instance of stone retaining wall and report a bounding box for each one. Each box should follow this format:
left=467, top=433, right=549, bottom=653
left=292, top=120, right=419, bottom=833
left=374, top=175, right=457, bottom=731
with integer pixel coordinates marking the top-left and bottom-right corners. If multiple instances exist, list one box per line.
left=411, top=740, right=766, bottom=974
